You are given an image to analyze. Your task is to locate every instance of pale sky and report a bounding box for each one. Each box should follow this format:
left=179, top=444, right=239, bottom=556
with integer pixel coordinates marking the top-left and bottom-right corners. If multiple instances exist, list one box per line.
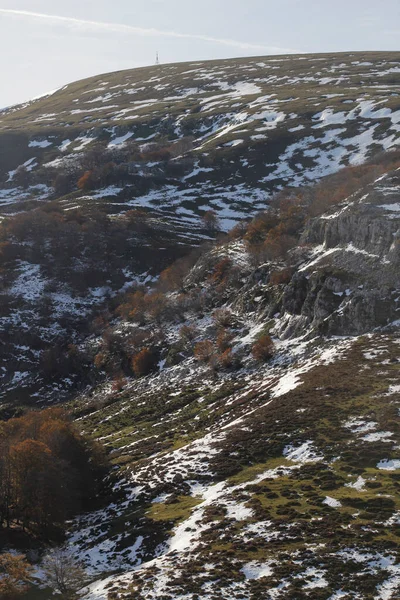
left=0, top=0, right=399, bottom=107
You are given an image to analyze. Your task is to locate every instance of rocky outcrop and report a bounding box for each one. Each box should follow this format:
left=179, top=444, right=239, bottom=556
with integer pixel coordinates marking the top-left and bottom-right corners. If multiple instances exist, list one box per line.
left=303, top=170, right=400, bottom=260
left=275, top=169, right=400, bottom=337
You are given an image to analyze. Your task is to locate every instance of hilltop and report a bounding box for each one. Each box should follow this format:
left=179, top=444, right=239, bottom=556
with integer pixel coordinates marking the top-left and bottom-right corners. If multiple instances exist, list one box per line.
left=0, top=51, right=399, bottom=229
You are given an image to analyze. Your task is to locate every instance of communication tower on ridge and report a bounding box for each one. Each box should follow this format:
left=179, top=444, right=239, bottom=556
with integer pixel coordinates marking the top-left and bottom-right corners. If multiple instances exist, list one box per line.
left=156, top=51, right=160, bottom=66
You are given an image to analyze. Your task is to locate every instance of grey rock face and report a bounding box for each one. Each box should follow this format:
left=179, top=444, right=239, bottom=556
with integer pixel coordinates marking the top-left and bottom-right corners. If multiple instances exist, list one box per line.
left=254, top=168, right=400, bottom=339
left=183, top=168, right=400, bottom=340
left=285, top=168, right=400, bottom=336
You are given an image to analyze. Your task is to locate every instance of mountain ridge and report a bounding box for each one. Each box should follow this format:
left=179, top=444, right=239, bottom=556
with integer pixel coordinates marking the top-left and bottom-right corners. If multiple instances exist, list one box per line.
left=0, top=50, right=399, bottom=230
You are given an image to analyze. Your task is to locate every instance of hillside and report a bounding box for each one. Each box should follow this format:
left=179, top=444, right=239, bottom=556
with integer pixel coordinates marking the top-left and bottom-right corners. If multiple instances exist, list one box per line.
left=13, top=163, right=398, bottom=600
left=0, top=51, right=399, bottom=229
left=0, top=53, right=399, bottom=600
left=65, top=165, right=400, bottom=600
left=0, top=51, right=397, bottom=409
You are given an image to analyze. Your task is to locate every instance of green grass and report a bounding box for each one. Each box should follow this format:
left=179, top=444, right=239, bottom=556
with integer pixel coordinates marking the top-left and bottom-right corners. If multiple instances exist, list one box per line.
left=81, top=332, right=400, bottom=600
left=228, top=457, right=294, bottom=485
left=146, top=495, right=202, bottom=523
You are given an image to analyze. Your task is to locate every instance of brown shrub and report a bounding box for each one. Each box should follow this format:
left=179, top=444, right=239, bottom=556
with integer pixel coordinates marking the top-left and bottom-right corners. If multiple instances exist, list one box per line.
left=213, top=308, right=234, bottom=329
left=179, top=324, right=198, bottom=343
left=146, top=292, right=168, bottom=323
left=202, top=210, right=221, bottom=232
left=141, top=149, right=171, bottom=162
left=262, top=233, right=298, bottom=260
left=269, top=268, right=293, bottom=286
left=218, top=348, right=235, bottom=369
left=194, top=340, right=215, bottom=363
left=252, top=335, right=274, bottom=362
left=125, top=209, right=152, bottom=235
left=77, top=170, right=96, bottom=191
left=159, top=265, right=185, bottom=291
left=94, top=352, right=107, bottom=370
left=245, top=212, right=279, bottom=245
left=210, top=257, right=232, bottom=284
left=116, top=290, right=146, bottom=323
left=91, top=314, right=109, bottom=334
left=112, top=373, right=127, bottom=392
left=216, top=330, right=235, bottom=353
left=132, top=348, right=156, bottom=377
left=227, top=221, right=248, bottom=240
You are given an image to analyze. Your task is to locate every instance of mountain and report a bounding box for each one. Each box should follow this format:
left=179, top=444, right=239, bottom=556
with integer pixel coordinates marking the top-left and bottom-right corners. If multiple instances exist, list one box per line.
left=2, top=50, right=398, bottom=408
left=0, top=51, right=399, bottom=229
left=0, top=53, right=399, bottom=600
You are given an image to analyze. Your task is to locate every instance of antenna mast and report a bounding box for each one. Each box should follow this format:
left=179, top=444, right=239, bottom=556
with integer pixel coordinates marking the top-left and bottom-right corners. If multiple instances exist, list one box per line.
left=156, top=51, right=160, bottom=66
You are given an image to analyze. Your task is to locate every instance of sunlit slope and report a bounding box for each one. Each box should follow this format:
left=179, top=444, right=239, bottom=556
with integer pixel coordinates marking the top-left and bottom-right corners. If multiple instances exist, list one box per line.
left=0, top=51, right=399, bottom=226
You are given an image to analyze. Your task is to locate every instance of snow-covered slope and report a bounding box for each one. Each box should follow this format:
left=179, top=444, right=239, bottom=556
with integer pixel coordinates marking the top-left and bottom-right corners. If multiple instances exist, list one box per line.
left=0, top=51, right=399, bottom=228
left=1, top=54, right=400, bottom=599
left=30, top=167, right=398, bottom=600
left=71, top=330, right=400, bottom=600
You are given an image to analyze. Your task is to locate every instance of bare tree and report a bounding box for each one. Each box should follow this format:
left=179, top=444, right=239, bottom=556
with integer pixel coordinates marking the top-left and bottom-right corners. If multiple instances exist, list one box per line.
left=202, top=210, right=221, bottom=233
left=42, top=548, right=86, bottom=599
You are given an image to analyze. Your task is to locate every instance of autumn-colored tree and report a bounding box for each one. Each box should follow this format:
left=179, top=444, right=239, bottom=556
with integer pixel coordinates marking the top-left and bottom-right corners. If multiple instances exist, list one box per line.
left=11, top=439, right=64, bottom=531
left=147, top=292, right=170, bottom=324
left=116, top=289, right=146, bottom=323
left=210, top=257, right=232, bottom=284
left=39, top=417, right=77, bottom=459
left=132, top=348, right=156, bottom=377
left=0, top=553, right=33, bottom=599
left=216, top=330, right=234, bottom=353
left=94, top=351, right=107, bottom=370
left=252, top=335, right=275, bottom=362
left=77, top=170, right=96, bottom=191
left=159, top=264, right=187, bottom=291
left=218, top=348, right=236, bottom=369
left=0, top=409, right=108, bottom=539
left=269, top=268, right=293, bottom=286
left=227, top=221, right=247, bottom=240
left=262, top=233, right=297, bottom=261
left=245, top=212, right=279, bottom=245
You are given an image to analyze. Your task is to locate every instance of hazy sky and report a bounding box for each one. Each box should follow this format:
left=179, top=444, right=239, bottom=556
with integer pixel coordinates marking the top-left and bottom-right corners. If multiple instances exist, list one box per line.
left=0, top=0, right=399, bottom=107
